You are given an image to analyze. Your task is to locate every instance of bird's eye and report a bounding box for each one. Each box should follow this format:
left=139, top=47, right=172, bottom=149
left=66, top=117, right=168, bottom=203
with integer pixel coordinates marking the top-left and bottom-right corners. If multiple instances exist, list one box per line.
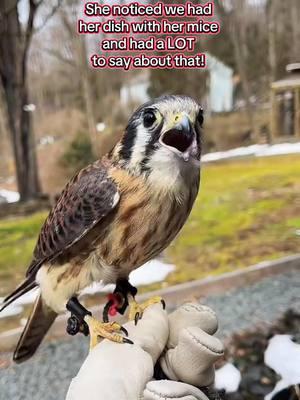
left=197, top=109, right=204, bottom=126
left=143, top=110, right=156, bottom=128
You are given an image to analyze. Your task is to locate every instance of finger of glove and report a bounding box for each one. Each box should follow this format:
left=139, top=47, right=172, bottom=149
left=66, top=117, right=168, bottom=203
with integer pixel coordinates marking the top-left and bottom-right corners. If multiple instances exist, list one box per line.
left=160, top=326, right=224, bottom=387
left=125, top=303, right=169, bottom=364
left=167, top=303, right=218, bottom=349
left=66, top=304, right=168, bottom=400
left=66, top=342, right=153, bottom=400
left=143, top=380, right=209, bottom=400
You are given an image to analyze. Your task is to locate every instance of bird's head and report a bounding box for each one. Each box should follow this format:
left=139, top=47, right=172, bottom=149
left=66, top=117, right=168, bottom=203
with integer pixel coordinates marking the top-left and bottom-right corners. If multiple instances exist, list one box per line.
left=112, top=95, right=203, bottom=180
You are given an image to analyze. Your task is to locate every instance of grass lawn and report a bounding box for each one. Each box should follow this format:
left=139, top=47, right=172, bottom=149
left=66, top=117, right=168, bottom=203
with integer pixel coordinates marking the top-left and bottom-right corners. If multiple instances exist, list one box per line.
left=0, top=154, right=299, bottom=296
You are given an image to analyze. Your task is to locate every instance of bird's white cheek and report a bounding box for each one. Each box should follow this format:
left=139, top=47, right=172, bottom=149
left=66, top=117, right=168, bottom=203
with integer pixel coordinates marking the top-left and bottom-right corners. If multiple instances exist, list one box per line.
left=128, top=125, right=149, bottom=171
left=147, top=147, right=182, bottom=192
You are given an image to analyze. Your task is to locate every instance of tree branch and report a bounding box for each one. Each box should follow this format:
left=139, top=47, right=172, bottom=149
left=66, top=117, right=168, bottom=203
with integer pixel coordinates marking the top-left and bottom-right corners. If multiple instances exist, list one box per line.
left=35, top=0, right=63, bottom=33
left=41, top=47, right=77, bottom=67
left=59, top=7, right=75, bottom=39
left=22, top=0, right=62, bottom=84
left=0, top=0, right=19, bottom=18
left=213, top=0, right=228, bottom=21
left=21, top=0, right=39, bottom=84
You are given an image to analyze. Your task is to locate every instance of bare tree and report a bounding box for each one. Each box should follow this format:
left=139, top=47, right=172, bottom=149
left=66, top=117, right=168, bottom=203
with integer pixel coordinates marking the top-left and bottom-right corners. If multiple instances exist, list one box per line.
left=0, top=0, right=61, bottom=201
left=267, top=0, right=278, bottom=82
left=60, top=5, right=99, bottom=152
left=214, top=0, right=258, bottom=138
left=290, top=0, right=300, bottom=62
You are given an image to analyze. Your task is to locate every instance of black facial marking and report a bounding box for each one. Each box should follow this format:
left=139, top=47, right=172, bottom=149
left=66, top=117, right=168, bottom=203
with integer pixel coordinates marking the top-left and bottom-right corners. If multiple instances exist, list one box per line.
left=196, top=108, right=203, bottom=158
left=119, top=120, right=138, bottom=161
left=140, top=119, right=163, bottom=173
left=119, top=95, right=203, bottom=166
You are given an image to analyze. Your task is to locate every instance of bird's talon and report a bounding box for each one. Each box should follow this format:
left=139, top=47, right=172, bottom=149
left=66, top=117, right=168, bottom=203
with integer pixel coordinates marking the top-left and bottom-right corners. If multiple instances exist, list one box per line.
left=134, top=312, right=140, bottom=325
left=128, top=296, right=165, bottom=323
left=123, top=337, right=134, bottom=345
left=120, top=326, right=128, bottom=336
left=84, top=316, right=132, bottom=350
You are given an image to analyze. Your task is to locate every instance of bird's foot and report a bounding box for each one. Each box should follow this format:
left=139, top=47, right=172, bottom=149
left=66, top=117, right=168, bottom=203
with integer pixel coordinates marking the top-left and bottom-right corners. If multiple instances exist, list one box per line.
left=84, top=315, right=133, bottom=350
left=66, top=297, right=133, bottom=349
left=103, top=279, right=138, bottom=322
left=128, top=296, right=165, bottom=325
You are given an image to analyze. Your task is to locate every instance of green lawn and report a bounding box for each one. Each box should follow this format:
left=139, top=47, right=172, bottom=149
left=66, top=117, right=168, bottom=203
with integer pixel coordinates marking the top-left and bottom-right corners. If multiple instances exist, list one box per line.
left=0, top=155, right=299, bottom=296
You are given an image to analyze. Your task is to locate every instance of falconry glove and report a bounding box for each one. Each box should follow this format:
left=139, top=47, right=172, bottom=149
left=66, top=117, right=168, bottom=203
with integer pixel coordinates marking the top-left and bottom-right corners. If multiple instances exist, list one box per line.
left=66, top=302, right=224, bottom=400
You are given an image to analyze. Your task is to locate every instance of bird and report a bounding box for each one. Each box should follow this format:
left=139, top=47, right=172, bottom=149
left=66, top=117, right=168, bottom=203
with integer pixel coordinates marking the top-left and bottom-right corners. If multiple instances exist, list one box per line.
left=0, top=95, right=203, bottom=363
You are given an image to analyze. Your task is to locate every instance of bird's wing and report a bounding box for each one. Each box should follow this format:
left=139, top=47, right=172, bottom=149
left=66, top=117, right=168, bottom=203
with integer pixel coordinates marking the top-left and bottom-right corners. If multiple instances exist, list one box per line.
left=26, top=160, right=119, bottom=277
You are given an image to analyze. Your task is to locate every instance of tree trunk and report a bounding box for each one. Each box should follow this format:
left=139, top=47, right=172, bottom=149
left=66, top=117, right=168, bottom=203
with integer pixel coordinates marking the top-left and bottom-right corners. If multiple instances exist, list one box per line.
left=0, top=0, right=41, bottom=201
left=291, top=0, right=300, bottom=62
left=59, top=5, right=99, bottom=154
left=78, top=35, right=99, bottom=154
left=230, top=20, right=257, bottom=135
left=214, top=0, right=258, bottom=139
left=229, top=2, right=258, bottom=139
left=267, top=0, right=278, bottom=82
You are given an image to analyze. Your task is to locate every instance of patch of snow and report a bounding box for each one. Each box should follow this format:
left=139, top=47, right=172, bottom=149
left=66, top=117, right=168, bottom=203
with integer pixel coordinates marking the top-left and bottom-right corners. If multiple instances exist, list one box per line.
left=0, top=303, right=23, bottom=319
left=81, top=283, right=114, bottom=296
left=96, top=122, right=106, bottom=132
left=130, top=259, right=175, bottom=286
left=81, top=259, right=175, bottom=296
left=215, top=363, right=241, bottom=393
left=265, top=379, right=290, bottom=400
left=13, top=288, right=39, bottom=306
left=0, top=260, right=174, bottom=311
left=257, top=142, right=300, bottom=157
left=264, top=335, right=300, bottom=400
left=202, top=145, right=266, bottom=162
left=0, top=189, right=20, bottom=203
left=23, top=104, right=36, bottom=112
left=265, top=335, right=300, bottom=383
left=0, top=288, right=39, bottom=317
left=202, top=142, right=300, bottom=163
left=39, top=135, right=55, bottom=146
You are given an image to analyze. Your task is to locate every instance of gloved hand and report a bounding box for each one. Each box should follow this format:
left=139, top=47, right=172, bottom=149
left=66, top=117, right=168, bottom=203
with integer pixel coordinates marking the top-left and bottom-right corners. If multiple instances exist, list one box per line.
left=66, top=302, right=224, bottom=400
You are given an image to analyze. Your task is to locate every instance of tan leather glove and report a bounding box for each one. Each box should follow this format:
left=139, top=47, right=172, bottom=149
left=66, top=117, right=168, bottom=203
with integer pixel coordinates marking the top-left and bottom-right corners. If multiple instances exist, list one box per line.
left=66, top=302, right=224, bottom=400
left=159, top=303, right=224, bottom=387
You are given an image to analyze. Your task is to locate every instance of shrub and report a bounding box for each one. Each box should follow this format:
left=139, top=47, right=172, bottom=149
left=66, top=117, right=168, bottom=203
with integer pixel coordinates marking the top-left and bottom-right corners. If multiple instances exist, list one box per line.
left=60, top=133, right=96, bottom=174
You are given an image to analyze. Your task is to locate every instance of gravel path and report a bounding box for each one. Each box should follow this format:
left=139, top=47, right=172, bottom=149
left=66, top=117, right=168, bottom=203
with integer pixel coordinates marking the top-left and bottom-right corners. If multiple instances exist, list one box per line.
left=0, top=270, right=299, bottom=400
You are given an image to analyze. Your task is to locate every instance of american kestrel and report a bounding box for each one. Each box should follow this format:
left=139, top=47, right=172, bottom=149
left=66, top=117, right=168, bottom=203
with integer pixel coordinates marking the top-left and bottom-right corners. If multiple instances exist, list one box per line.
left=0, top=95, right=203, bottom=362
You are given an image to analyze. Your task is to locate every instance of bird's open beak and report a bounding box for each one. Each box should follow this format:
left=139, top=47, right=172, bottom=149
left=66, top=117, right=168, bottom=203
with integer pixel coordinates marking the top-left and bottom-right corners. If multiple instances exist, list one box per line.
left=160, top=114, right=196, bottom=161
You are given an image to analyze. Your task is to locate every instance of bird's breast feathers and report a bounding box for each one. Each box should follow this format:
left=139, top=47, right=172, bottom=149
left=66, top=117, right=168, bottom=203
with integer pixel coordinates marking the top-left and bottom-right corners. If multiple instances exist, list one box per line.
left=92, top=166, right=199, bottom=277
left=36, top=153, right=199, bottom=312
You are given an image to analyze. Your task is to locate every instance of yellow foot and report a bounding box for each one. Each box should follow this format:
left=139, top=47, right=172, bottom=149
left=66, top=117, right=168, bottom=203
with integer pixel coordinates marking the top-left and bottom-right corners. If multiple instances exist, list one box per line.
left=128, top=296, right=165, bottom=325
left=84, top=315, right=133, bottom=350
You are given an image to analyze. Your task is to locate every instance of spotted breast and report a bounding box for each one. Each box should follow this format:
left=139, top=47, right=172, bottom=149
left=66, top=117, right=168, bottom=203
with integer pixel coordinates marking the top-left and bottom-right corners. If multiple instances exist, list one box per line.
left=94, top=167, right=200, bottom=279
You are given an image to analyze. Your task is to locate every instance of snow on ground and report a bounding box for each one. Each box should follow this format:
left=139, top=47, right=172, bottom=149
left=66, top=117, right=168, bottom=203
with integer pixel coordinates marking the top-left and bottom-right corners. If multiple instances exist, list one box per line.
left=202, top=142, right=300, bottom=163
left=264, top=335, right=300, bottom=400
left=0, top=260, right=174, bottom=317
left=0, top=189, right=20, bottom=203
left=215, top=363, right=241, bottom=393
left=81, top=259, right=175, bottom=295
left=1, top=142, right=300, bottom=203
left=130, top=259, right=175, bottom=286
left=0, top=289, right=40, bottom=319
left=12, top=288, right=40, bottom=306
left=0, top=303, right=23, bottom=319
left=214, top=334, right=300, bottom=398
